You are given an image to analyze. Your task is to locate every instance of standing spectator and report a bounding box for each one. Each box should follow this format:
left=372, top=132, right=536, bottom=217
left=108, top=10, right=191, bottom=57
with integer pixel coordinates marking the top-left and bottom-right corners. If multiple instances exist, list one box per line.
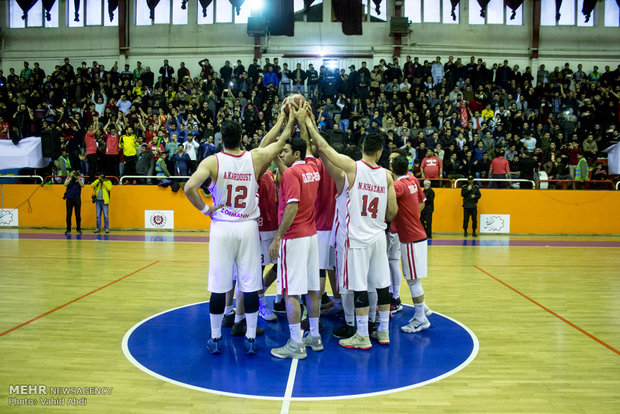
left=91, top=173, right=112, bottom=233
left=292, top=63, right=306, bottom=95
left=220, top=60, right=233, bottom=86
left=135, top=144, right=153, bottom=184
left=177, top=62, right=190, bottom=83
left=421, top=180, right=435, bottom=239
left=420, top=149, right=443, bottom=184
left=489, top=150, right=511, bottom=188
left=120, top=127, right=138, bottom=177
left=431, top=56, right=444, bottom=85
left=517, top=151, right=537, bottom=189
left=461, top=175, right=481, bottom=237
left=574, top=152, right=589, bottom=188
left=159, top=60, right=174, bottom=88
left=306, top=64, right=319, bottom=99
left=63, top=170, right=84, bottom=235
left=183, top=135, right=200, bottom=175
left=84, top=123, right=98, bottom=183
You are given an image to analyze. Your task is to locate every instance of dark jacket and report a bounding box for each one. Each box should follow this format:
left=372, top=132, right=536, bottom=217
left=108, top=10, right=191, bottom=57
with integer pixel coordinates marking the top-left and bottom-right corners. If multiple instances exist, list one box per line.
left=423, top=188, right=435, bottom=212
left=461, top=184, right=481, bottom=208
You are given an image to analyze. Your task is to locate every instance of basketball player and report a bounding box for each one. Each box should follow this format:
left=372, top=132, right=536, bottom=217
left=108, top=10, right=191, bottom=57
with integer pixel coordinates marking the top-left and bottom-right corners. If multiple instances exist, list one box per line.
left=389, top=154, right=432, bottom=333
left=257, top=168, right=279, bottom=321
left=269, top=134, right=322, bottom=360
left=184, top=114, right=295, bottom=355
left=304, top=113, right=398, bottom=349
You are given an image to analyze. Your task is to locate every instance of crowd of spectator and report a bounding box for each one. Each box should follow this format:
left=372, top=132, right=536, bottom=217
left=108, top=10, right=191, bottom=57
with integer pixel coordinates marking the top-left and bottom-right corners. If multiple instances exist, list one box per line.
left=0, top=55, right=618, bottom=187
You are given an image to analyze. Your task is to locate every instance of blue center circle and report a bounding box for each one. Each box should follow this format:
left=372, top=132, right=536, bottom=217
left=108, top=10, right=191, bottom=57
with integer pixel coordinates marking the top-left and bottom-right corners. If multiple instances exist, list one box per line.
left=122, top=298, right=478, bottom=400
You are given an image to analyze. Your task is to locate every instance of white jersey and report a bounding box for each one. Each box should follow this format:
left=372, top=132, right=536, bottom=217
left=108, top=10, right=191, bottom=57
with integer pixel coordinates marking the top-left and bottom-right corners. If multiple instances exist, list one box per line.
left=346, top=160, right=388, bottom=248
left=330, top=174, right=349, bottom=250
left=208, top=151, right=259, bottom=222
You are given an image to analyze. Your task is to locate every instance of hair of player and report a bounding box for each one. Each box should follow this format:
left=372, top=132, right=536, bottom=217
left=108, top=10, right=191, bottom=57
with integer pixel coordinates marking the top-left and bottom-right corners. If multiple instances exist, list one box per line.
left=391, top=148, right=408, bottom=157
left=287, top=136, right=307, bottom=159
left=392, top=155, right=409, bottom=176
left=333, top=142, right=346, bottom=154
left=221, top=120, right=243, bottom=149
left=362, top=133, right=385, bottom=155
left=344, top=145, right=363, bottom=161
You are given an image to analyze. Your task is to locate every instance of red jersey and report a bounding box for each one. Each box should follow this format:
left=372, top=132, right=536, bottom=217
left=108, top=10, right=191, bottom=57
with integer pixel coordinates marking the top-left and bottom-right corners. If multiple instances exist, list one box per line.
left=0, top=121, right=10, bottom=139
left=421, top=156, right=442, bottom=179
left=391, top=175, right=427, bottom=243
left=490, top=157, right=510, bottom=174
left=278, top=160, right=320, bottom=239
left=85, top=131, right=97, bottom=155
left=311, top=157, right=336, bottom=231
left=258, top=170, right=278, bottom=232
left=105, top=133, right=120, bottom=155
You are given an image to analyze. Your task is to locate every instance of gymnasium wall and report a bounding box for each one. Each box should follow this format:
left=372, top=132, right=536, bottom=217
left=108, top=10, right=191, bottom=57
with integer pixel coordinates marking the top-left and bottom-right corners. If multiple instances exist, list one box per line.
left=2, top=184, right=619, bottom=234
left=1, top=0, right=619, bottom=77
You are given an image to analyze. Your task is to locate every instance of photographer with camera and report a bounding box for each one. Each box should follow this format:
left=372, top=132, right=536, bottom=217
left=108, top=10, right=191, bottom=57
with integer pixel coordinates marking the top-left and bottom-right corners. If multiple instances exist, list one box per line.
left=91, top=173, right=112, bottom=233
left=64, top=170, right=84, bottom=235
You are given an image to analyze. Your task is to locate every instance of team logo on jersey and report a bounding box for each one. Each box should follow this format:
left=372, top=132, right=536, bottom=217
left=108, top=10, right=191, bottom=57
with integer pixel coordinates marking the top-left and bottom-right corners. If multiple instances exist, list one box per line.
left=302, top=171, right=320, bottom=183
left=408, top=184, right=418, bottom=194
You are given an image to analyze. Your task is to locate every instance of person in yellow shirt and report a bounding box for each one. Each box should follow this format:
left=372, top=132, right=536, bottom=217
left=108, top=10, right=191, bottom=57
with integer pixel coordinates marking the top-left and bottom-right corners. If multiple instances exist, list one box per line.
left=120, top=127, right=138, bottom=176
left=91, top=173, right=112, bottom=233
left=481, top=104, right=495, bottom=122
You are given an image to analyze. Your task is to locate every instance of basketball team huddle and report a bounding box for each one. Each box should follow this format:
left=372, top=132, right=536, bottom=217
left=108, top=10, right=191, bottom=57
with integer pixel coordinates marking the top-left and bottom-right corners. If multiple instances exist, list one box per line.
left=184, top=95, right=432, bottom=358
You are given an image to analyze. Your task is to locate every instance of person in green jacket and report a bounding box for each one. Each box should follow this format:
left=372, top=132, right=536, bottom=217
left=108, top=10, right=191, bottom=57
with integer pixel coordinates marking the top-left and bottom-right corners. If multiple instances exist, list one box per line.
left=574, top=153, right=589, bottom=189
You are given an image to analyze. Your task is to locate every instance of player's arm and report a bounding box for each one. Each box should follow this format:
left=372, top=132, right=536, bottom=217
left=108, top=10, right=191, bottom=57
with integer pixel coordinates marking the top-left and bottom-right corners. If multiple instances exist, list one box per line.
left=258, top=111, right=286, bottom=148
left=269, top=202, right=298, bottom=260
left=386, top=171, right=398, bottom=221
left=304, top=116, right=355, bottom=176
left=251, top=112, right=296, bottom=175
left=184, top=155, right=224, bottom=217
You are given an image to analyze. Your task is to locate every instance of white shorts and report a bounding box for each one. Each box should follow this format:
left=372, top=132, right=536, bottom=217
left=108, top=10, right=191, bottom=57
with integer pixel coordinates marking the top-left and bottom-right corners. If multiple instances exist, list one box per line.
left=387, top=232, right=400, bottom=260
left=401, top=239, right=428, bottom=280
left=334, top=246, right=350, bottom=294
left=208, top=220, right=262, bottom=294
left=318, top=230, right=336, bottom=270
left=343, top=235, right=390, bottom=291
left=260, top=230, right=277, bottom=266
left=277, top=234, right=320, bottom=296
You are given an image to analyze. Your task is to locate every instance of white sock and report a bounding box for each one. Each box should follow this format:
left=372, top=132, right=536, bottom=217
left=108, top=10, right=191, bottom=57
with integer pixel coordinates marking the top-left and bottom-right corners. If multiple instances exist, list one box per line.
left=368, top=291, right=378, bottom=323
left=245, top=311, right=258, bottom=339
left=234, top=314, right=245, bottom=324
left=210, top=313, right=224, bottom=339
left=414, top=302, right=425, bottom=321
left=342, top=292, right=355, bottom=326
left=224, top=305, right=234, bottom=315
left=378, top=310, right=390, bottom=332
left=356, top=316, right=369, bottom=336
left=276, top=294, right=283, bottom=302
left=309, top=317, right=319, bottom=337
left=389, top=259, right=401, bottom=298
left=289, top=323, right=302, bottom=343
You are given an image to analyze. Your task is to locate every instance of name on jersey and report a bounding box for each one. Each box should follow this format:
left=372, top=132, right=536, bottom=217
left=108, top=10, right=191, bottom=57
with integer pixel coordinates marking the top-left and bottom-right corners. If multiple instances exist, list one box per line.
left=425, top=159, right=438, bottom=166
left=221, top=208, right=250, bottom=219
left=302, top=171, right=321, bottom=183
left=358, top=182, right=386, bottom=193
left=222, top=171, right=252, bottom=181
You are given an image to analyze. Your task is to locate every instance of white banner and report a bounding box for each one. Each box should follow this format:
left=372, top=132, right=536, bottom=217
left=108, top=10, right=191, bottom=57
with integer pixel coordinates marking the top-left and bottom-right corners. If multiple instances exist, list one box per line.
left=0, top=137, right=48, bottom=169
left=0, top=209, right=19, bottom=226
left=145, top=210, right=174, bottom=229
left=480, top=214, right=510, bottom=233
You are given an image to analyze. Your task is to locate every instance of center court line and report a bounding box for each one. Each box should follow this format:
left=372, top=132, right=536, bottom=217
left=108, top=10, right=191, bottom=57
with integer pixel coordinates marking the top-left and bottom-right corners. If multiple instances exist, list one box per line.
left=280, top=359, right=299, bottom=414
left=474, top=265, right=620, bottom=356
left=0, top=261, right=160, bottom=337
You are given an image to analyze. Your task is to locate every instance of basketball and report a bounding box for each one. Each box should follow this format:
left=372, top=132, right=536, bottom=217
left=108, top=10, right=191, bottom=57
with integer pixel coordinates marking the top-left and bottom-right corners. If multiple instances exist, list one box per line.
left=282, top=94, right=306, bottom=115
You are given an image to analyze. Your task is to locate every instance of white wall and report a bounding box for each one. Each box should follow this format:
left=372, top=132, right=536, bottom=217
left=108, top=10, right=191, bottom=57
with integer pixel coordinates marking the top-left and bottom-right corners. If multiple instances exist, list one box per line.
left=1, top=0, right=619, bottom=77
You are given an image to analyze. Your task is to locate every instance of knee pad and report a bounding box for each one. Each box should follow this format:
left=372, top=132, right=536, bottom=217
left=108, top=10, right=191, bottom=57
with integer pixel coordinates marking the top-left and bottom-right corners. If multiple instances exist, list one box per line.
left=353, top=290, right=369, bottom=308
left=209, top=292, right=226, bottom=314
left=243, top=291, right=259, bottom=313
left=407, top=279, right=424, bottom=298
left=376, top=287, right=391, bottom=306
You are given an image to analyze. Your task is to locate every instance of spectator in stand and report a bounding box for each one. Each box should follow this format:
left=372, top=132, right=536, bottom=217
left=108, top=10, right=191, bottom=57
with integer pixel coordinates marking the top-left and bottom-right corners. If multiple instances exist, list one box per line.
left=84, top=122, right=99, bottom=183
left=489, top=150, right=510, bottom=188
left=517, top=151, right=537, bottom=189
left=420, top=149, right=443, bottom=186
left=574, top=152, right=589, bottom=188
left=159, top=60, right=174, bottom=88
left=120, top=127, right=138, bottom=178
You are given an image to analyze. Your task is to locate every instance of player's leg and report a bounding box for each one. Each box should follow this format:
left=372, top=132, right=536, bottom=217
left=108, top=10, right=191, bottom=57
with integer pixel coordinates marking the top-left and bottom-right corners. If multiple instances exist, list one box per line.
left=303, top=234, right=323, bottom=351
left=369, top=236, right=391, bottom=344
left=339, top=246, right=372, bottom=350
left=258, top=231, right=279, bottom=320
left=271, top=238, right=307, bottom=359
left=387, top=232, right=403, bottom=314
left=332, top=245, right=356, bottom=338
left=223, top=286, right=235, bottom=327
left=400, top=240, right=431, bottom=333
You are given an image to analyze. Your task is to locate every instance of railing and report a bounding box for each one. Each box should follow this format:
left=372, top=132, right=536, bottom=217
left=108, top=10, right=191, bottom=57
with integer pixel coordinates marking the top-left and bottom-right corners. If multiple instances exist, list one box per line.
left=0, top=174, right=44, bottom=184
left=120, top=175, right=191, bottom=185
left=44, top=175, right=120, bottom=185
left=453, top=178, right=536, bottom=188
left=536, top=180, right=615, bottom=190
left=422, top=178, right=454, bottom=188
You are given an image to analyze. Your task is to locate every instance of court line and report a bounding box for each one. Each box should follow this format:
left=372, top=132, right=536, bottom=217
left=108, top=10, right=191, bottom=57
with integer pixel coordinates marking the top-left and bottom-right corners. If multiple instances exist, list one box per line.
left=0, top=261, right=160, bottom=337
left=0, top=255, right=208, bottom=264
left=280, top=359, right=298, bottom=414
left=474, top=265, right=620, bottom=356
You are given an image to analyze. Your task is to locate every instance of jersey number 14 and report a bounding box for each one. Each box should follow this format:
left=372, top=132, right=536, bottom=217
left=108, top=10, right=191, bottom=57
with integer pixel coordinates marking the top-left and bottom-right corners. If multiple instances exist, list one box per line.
left=361, top=195, right=379, bottom=219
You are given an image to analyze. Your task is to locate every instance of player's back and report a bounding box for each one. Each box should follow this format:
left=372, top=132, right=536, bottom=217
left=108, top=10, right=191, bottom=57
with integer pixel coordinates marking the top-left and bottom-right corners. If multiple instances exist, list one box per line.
left=331, top=174, right=349, bottom=250
left=314, top=158, right=337, bottom=231
left=278, top=160, right=320, bottom=239
left=258, top=169, right=278, bottom=232
left=346, top=160, right=388, bottom=248
left=208, top=151, right=259, bottom=222
left=392, top=175, right=427, bottom=243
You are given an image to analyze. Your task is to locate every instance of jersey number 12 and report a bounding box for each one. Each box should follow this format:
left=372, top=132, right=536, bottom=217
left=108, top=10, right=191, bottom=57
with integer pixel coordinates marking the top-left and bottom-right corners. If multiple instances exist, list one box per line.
left=226, top=185, right=247, bottom=208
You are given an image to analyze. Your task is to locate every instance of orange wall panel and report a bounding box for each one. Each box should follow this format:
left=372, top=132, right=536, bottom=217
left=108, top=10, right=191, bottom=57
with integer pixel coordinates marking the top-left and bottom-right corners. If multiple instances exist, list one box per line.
left=2, top=185, right=619, bottom=234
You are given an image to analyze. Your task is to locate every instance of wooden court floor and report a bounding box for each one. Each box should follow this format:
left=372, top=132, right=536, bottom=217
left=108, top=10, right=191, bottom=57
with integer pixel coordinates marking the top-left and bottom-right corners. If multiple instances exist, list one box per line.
left=0, top=230, right=619, bottom=413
